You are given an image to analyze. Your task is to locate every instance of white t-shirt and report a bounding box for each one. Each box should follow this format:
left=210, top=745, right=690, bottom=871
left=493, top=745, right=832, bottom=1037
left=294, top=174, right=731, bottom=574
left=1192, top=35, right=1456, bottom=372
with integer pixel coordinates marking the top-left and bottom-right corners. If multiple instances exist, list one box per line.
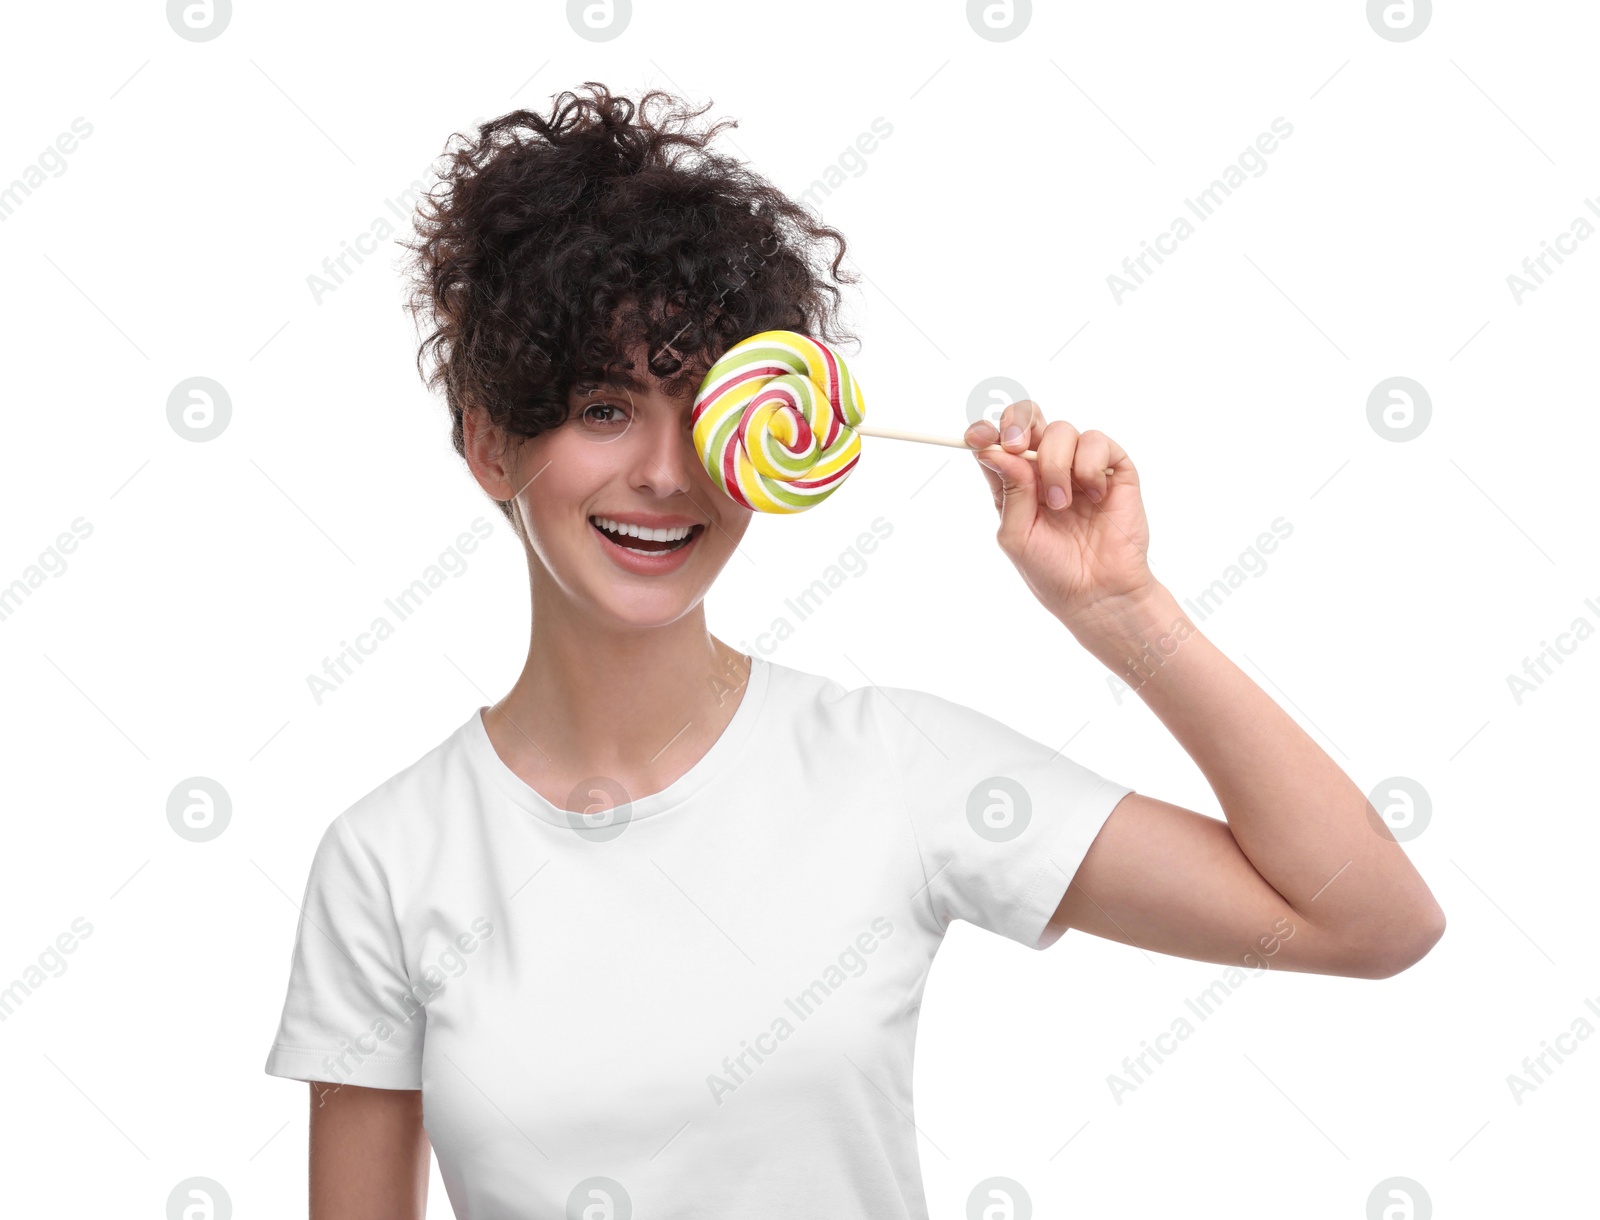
left=265, top=654, right=1133, bottom=1219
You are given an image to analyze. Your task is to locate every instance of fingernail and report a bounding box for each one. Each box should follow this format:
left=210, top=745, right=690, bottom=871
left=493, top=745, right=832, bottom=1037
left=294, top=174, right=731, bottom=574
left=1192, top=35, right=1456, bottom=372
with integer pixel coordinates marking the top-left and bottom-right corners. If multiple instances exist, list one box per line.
left=1086, top=487, right=1102, bottom=503
left=1002, top=426, right=1023, bottom=444
left=1047, top=485, right=1067, bottom=509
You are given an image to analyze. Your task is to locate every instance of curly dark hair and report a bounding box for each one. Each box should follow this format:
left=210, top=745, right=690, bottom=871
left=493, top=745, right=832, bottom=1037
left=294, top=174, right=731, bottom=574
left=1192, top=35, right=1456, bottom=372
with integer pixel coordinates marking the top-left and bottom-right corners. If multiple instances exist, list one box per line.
left=403, top=82, right=859, bottom=526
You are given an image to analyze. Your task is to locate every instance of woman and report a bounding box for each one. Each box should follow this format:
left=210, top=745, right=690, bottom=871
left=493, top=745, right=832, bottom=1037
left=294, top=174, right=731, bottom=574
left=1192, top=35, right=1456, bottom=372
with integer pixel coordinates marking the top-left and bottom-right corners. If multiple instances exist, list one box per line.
left=265, top=83, right=1445, bottom=1218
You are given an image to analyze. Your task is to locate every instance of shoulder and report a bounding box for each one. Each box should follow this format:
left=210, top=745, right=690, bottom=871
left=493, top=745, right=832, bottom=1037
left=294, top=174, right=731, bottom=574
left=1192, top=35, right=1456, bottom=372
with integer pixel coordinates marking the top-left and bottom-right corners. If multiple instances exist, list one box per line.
left=757, top=656, right=989, bottom=756
left=759, top=659, right=1104, bottom=793
left=316, top=709, right=480, bottom=870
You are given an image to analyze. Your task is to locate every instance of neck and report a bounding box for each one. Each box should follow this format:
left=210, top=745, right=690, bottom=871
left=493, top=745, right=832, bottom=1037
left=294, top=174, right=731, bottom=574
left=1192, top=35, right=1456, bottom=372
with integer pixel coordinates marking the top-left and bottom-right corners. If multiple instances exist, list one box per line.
left=484, top=588, right=751, bottom=794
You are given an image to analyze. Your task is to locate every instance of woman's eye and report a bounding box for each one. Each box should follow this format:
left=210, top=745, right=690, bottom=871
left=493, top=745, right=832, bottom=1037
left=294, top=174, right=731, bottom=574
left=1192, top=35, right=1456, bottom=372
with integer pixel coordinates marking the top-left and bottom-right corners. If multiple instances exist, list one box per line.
left=576, top=400, right=628, bottom=427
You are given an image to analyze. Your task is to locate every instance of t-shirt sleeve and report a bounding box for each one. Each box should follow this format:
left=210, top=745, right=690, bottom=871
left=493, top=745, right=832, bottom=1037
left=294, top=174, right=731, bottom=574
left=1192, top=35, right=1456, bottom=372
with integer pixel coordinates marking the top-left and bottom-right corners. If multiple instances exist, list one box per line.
left=882, top=686, right=1134, bottom=951
left=263, top=811, right=424, bottom=1089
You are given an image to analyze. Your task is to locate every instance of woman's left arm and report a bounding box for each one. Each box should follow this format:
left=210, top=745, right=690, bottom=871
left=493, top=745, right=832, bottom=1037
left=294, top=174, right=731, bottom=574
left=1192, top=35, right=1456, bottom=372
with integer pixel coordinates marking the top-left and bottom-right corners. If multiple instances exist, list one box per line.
left=965, top=404, right=1446, bottom=979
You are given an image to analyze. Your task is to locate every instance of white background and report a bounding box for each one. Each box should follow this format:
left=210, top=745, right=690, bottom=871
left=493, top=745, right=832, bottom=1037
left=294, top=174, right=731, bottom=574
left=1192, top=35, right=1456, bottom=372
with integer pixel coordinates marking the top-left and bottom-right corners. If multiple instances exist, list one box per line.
left=1, top=1, right=1594, bottom=1216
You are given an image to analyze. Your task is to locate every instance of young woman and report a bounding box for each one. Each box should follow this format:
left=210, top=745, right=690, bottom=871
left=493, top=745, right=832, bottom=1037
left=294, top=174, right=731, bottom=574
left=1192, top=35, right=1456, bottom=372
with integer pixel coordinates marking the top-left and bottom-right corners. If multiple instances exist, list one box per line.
left=265, top=84, right=1445, bottom=1219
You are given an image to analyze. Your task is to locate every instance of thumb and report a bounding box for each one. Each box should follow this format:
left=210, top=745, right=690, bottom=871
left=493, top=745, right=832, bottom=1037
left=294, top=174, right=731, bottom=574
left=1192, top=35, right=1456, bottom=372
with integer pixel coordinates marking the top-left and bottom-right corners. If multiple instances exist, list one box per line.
left=973, top=443, right=1038, bottom=547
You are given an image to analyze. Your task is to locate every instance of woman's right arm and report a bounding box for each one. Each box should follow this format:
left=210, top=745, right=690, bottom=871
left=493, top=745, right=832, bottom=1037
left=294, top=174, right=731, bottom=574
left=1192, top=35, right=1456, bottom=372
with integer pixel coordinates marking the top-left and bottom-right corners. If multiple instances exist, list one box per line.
left=309, top=1083, right=430, bottom=1219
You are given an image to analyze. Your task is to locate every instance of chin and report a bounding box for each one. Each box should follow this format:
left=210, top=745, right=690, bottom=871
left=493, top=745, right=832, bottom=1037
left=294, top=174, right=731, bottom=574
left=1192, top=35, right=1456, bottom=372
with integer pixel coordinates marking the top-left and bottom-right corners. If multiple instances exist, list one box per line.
left=592, top=586, right=708, bottom=629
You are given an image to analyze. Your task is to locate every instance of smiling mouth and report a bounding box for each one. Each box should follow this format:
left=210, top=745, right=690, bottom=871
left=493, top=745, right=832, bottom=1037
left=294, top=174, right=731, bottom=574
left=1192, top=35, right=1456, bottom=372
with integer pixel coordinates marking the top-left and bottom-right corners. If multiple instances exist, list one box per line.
left=588, top=516, right=706, bottom=553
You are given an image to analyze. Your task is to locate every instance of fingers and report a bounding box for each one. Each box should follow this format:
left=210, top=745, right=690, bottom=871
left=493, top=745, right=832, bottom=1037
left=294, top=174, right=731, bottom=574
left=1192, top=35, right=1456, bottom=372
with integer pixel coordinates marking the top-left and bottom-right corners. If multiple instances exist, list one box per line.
left=1034, top=419, right=1081, bottom=509
left=973, top=401, right=1044, bottom=499
left=964, top=418, right=999, bottom=449
left=963, top=419, right=1006, bottom=508
left=967, top=406, right=1132, bottom=515
left=993, top=403, right=1082, bottom=512
left=1071, top=430, right=1127, bottom=504
left=996, top=400, right=1044, bottom=457
left=964, top=416, right=1034, bottom=533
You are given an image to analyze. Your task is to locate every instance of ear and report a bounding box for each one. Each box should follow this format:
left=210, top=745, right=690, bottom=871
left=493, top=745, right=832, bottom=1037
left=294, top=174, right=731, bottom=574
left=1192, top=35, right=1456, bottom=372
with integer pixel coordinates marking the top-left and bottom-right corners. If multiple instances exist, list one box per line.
left=461, top=405, right=520, bottom=502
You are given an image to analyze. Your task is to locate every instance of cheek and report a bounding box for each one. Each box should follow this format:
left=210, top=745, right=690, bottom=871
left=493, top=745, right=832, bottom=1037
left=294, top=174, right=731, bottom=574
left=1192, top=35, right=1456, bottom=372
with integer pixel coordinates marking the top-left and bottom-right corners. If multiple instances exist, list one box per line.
left=515, top=435, right=598, bottom=534
left=533, top=426, right=619, bottom=486
left=712, top=509, right=755, bottom=551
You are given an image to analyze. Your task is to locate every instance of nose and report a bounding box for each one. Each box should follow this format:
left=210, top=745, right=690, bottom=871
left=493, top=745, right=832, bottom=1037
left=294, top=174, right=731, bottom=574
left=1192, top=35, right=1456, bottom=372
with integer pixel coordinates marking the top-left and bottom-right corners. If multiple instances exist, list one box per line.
left=626, top=406, right=701, bottom=501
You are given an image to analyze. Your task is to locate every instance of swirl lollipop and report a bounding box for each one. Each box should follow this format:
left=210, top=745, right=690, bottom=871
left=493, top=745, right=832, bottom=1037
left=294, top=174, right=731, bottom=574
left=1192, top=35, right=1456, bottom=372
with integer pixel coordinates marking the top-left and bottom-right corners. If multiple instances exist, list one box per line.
left=691, top=330, right=865, bottom=514
left=692, top=329, right=1113, bottom=513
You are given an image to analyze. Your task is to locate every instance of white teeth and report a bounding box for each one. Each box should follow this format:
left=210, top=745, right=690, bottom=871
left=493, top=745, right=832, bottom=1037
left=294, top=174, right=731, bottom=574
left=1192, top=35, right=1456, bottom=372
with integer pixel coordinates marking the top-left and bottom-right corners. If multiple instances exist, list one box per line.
left=591, top=516, right=695, bottom=542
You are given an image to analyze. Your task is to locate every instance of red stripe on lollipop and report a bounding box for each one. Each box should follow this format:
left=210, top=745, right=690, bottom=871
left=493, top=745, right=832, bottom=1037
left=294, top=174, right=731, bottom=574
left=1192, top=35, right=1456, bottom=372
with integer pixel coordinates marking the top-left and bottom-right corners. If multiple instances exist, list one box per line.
left=691, top=362, right=788, bottom=427
left=749, top=385, right=815, bottom=456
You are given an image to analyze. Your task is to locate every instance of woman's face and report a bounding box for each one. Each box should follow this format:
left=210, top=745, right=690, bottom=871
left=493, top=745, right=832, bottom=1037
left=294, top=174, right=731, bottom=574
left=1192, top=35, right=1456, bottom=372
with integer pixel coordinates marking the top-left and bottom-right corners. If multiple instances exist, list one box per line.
left=507, top=356, right=753, bottom=627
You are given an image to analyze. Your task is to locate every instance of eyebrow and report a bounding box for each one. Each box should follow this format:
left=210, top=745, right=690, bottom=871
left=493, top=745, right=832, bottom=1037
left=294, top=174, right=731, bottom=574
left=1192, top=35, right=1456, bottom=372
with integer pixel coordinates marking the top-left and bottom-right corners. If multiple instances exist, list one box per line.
left=576, top=371, right=701, bottom=406
left=579, top=369, right=649, bottom=393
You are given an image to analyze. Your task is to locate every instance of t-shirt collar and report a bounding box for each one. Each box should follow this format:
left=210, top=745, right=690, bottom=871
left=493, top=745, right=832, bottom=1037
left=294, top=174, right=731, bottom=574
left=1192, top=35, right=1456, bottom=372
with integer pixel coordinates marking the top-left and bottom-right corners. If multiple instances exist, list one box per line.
left=462, top=654, right=773, bottom=829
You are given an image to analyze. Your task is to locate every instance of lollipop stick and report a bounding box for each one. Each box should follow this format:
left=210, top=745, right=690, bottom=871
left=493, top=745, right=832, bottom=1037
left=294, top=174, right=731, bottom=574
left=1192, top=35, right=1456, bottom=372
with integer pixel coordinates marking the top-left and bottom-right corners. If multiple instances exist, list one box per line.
left=854, top=424, right=1116, bottom=476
